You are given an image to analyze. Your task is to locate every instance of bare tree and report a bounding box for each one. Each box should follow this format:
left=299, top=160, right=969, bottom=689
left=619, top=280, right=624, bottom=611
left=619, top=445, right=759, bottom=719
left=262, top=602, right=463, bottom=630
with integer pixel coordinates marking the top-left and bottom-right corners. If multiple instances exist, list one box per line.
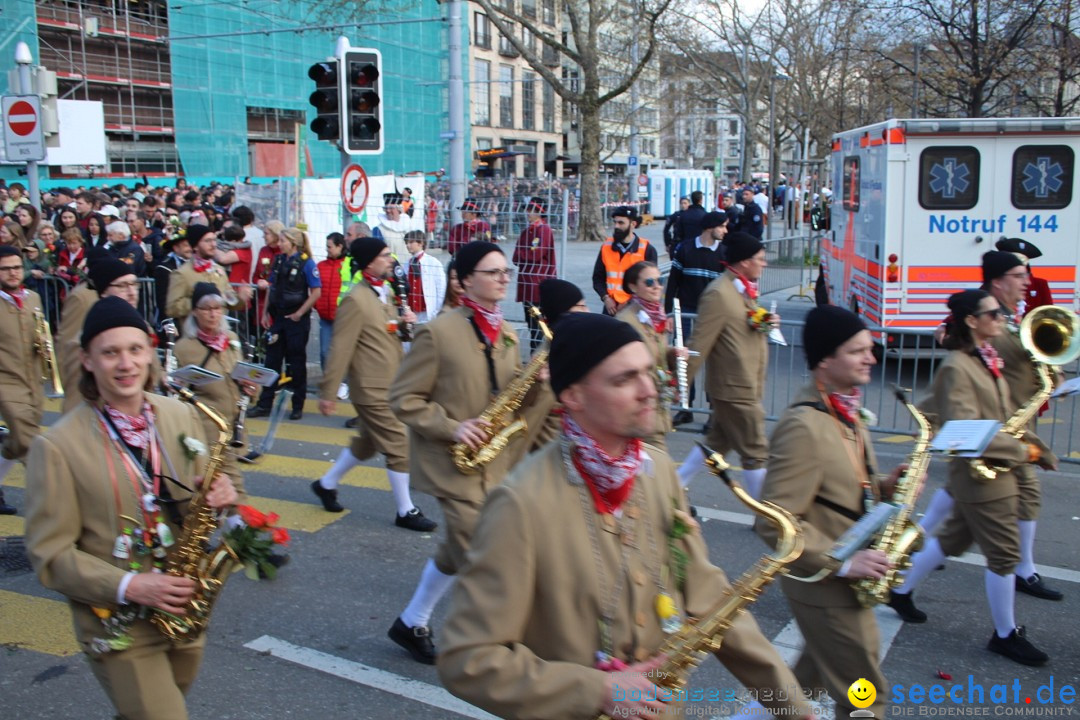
left=471, top=0, right=675, bottom=241
left=1011, top=0, right=1080, bottom=116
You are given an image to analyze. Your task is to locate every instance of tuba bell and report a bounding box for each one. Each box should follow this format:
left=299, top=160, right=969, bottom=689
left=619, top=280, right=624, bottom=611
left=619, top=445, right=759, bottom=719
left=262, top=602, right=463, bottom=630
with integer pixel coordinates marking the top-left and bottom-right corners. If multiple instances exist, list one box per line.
left=1020, top=305, right=1080, bottom=366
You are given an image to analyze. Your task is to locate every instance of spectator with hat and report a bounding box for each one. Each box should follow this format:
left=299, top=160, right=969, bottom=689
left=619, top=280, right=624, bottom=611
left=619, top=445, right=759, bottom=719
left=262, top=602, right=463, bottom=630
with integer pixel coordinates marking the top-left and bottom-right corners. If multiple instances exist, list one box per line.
left=512, top=196, right=557, bottom=350
left=373, top=192, right=412, bottom=260
left=447, top=198, right=492, bottom=256
left=153, top=228, right=192, bottom=328
left=404, top=230, right=446, bottom=325
left=592, top=205, right=657, bottom=316
left=996, top=237, right=1053, bottom=310
left=165, top=224, right=250, bottom=328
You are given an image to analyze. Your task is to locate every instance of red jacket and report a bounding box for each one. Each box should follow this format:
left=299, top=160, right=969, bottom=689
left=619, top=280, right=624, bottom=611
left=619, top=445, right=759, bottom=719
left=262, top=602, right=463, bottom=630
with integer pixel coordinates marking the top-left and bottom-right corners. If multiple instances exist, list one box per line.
left=512, top=220, right=556, bottom=304
left=1026, top=274, right=1054, bottom=310
left=315, top=257, right=345, bottom=321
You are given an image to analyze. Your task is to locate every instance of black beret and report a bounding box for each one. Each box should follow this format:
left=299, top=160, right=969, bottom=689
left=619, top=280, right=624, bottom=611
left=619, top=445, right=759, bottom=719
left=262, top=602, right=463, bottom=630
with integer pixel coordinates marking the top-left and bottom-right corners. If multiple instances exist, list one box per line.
left=192, top=281, right=223, bottom=308
left=539, top=279, right=584, bottom=326
left=701, top=211, right=728, bottom=230
left=995, top=238, right=1042, bottom=260
left=89, top=259, right=135, bottom=296
left=81, top=296, right=150, bottom=349
left=610, top=206, right=641, bottom=224
left=981, top=251, right=1024, bottom=283
left=454, top=241, right=503, bottom=279
left=185, top=224, right=215, bottom=245
left=723, top=231, right=764, bottom=265
left=549, top=313, right=643, bottom=397
left=460, top=197, right=482, bottom=212
left=804, top=306, right=868, bottom=369
left=351, top=236, right=387, bottom=270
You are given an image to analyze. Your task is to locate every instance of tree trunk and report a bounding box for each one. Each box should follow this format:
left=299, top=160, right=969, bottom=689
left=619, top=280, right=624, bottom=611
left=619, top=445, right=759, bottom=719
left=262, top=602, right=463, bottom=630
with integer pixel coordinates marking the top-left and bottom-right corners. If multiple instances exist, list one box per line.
left=577, top=100, right=606, bottom=243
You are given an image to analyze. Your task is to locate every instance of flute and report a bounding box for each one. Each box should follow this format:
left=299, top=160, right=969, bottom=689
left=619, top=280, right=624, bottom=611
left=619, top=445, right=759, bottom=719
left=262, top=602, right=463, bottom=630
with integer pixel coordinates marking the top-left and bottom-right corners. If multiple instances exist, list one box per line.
left=673, top=298, right=689, bottom=408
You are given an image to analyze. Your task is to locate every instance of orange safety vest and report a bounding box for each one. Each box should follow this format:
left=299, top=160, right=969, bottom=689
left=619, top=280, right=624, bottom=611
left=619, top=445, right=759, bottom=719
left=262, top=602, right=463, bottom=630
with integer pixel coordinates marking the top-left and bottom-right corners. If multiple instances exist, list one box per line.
left=600, top=236, right=649, bottom=305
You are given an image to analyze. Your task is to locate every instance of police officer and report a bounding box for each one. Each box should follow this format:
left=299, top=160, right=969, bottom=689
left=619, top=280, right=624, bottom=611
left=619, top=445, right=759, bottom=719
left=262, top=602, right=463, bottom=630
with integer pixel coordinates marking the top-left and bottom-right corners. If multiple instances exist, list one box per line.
left=736, top=187, right=764, bottom=239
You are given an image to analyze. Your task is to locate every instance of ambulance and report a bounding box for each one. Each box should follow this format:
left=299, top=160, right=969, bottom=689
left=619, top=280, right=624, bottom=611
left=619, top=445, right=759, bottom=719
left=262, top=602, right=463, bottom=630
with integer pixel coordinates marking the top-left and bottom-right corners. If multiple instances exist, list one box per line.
left=823, top=117, right=1080, bottom=343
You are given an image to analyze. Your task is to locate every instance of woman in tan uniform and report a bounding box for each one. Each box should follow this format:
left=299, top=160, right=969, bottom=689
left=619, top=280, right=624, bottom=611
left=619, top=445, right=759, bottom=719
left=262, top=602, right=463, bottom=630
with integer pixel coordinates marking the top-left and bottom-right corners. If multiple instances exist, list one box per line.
left=615, top=261, right=687, bottom=452
left=888, top=289, right=1055, bottom=667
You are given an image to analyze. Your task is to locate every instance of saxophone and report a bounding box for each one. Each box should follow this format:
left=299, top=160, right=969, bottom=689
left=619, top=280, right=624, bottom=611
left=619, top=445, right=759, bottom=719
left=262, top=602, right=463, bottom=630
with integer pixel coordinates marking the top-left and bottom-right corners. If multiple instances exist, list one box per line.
left=33, top=308, right=63, bottom=396
left=151, top=385, right=241, bottom=643
left=450, top=307, right=551, bottom=474
left=852, top=387, right=932, bottom=607
left=597, top=445, right=803, bottom=720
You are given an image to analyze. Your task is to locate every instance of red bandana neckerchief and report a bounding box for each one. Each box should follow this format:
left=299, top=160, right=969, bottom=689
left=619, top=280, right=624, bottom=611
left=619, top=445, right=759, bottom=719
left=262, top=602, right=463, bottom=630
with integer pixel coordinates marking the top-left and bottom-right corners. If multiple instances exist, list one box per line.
left=726, top=266, right=758, bottom=300
left=636, top=297, right=667, bottom=333
left=0, top=289, right=26, bottom=309
left=562, top=413, right=643, bottom=514
left=828, top=388, right=863, bottom=425
left=362, top=271, right=386, bottom=288
left=104, top=402, right=153, bottom=450
left=977, top=342, right=1003, bottom=378
left=197, top=329, right=229, bottom=353
left=192, top=257, right=213, bottom=273
left=461, top=297, right=503, bottom=345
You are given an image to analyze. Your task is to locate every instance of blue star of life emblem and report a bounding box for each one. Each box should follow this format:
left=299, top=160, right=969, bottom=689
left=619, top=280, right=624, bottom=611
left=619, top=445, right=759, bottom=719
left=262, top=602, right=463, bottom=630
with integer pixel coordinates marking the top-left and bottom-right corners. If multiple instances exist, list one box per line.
left=929, top=158, right=970, bottom=199
left=1021, top=157, right=1064, bottom=198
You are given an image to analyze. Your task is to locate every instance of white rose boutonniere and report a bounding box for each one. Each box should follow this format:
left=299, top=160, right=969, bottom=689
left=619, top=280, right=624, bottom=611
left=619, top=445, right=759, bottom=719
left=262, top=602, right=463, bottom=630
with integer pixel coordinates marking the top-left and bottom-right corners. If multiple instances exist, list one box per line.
left=859, top=407, right=877, bottom=427
left=229, top=339, right=241, bottom=350
left=180, top=433, right=207, bottom=460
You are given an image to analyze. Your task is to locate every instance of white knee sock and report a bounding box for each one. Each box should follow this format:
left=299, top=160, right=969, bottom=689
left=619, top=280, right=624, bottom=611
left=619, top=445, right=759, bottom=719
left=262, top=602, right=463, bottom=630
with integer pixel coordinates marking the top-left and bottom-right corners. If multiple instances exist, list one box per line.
left=400, top=558, right=455, bottom=629
left=320, top=447, right=360, bottom=490
left=387, top=470, right=415, bottom=516
left=677, top=445, right=705, bottom=487
left=919, top=488, right=954, bottom=535
left=1015, top=520, right=1037, bottom=580
left=986, top=569, right=1016, bottom=638
left=742, top=468, right=767, bottom=501
left=894, top=537, right=946, bottom=594
left=0, top=457, right=15, bottom=484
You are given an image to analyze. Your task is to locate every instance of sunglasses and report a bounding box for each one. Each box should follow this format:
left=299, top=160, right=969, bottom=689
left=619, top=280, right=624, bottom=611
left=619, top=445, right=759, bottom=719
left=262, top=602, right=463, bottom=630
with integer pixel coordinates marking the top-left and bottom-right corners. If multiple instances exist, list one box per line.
left=638, top=277, right=660, bottom=287
left=973, top=308, right=1004, bottom=319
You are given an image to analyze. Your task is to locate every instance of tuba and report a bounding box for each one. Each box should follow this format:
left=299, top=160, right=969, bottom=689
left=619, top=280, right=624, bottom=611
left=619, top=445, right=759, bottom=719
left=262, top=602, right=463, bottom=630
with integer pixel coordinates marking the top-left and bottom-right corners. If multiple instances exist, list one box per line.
left=33, top=308, right=63, bottom=397
left=451, top=307, right=551, bottom=474
left=151, top=385, right=240, bottom=643
left=969, top=306, right=1079, bottom=481
left=596, top=445, right=803, bottom=720
left=852, top=387, right=932, bottom=607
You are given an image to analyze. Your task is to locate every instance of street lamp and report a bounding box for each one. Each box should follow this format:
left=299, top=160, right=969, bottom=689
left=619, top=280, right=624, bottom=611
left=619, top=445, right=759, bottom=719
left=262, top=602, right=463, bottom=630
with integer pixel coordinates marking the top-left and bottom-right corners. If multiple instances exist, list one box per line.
left=767, top=71, right=789, bottom=240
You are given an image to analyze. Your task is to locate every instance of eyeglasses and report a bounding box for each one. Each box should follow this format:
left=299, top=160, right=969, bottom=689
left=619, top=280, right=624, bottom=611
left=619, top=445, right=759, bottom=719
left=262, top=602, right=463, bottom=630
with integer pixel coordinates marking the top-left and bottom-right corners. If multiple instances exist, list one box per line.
left=109, top=280, right=139, bottom=291
left=639, top=278, right=660, bottom=287
left=0, top=264, right=23, bottom=272
left=474, top=268, right=515, bottom=279
left=973, top=308, right=1004, bottom=319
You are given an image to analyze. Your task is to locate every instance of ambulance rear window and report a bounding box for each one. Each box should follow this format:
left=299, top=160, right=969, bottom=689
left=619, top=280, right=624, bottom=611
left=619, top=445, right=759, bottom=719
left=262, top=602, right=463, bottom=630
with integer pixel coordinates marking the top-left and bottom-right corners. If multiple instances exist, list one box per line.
left=842, top=157, right=860, bottom=212
left=919, top=146, right=980, bottom=210
left=1011, top=145, right=1073, bottom=210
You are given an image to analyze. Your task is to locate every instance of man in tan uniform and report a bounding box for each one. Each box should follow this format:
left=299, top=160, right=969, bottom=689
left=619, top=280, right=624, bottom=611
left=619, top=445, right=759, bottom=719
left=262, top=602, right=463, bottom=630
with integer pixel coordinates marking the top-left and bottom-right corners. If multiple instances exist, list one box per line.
left=678, top=231, right=776, bottom=499
left=0, top=246, right=44, bottom=514
left=57, top=257, right=141, bottom=413
left=439, top=313, right=812, bottom=719
left=165, top=224, right=249, bottom=327
left=314, top=237, right=435, bottom=531
left=25, top=296, right=239, bottom=720
left=757, top=306, right=901, bottom=718
left=388, top=240, right=552, bottom=664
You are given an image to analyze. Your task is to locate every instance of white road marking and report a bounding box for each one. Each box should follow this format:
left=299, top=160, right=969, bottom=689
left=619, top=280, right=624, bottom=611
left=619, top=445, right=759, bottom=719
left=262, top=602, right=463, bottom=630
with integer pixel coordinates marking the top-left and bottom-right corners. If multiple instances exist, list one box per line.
left=244, top=635, right=500, bottom=720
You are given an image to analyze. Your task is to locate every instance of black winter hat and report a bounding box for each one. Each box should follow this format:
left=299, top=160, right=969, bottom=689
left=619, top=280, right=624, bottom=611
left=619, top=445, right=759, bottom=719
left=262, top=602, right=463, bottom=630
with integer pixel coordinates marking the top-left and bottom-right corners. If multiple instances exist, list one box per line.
left=192, top=281, right=223, bottom=308
left=804, top=305, right=867, bottom=369
left=81, top=296, right=150, bottom=348
left=549, top=313, right=642, bottom=397
left=981, top=251, right=1024, bottom=284
left=539, top=279, right=584, bottom=326
left=722, top=232, right=764, bottom=265
left=454, top=241, right=503, bottom=279
left=351, top=236, right=388, bottom=270
left=89, top=259, right=135, bottom=296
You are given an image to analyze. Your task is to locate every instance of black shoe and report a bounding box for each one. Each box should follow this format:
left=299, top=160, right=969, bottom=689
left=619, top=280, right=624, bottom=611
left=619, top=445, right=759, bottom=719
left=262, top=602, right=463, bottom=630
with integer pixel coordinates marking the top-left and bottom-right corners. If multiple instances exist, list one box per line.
left=257, top=553, right=290, bottom=580
left=0, top=501, right=16, bottom=515
left=987, top=626, right=1049, bottom=666
left=289, top=410, right=303, bottom=421
left=388, top=617, right=436, bottom=665
left=247, top=406, right=270, bottom=418
left=689, top=505, right=698, bottom=519
left=396, top=507, right=437, bottom=532
left=673, top=411, right=694, bottom=426
left=1015, top=573, right=1064, bottom=601
left=345, top=416, right=360, bottom=429
left=887, top=590, right=927, bottom=623
left=310, top=480, right=344, bottom=512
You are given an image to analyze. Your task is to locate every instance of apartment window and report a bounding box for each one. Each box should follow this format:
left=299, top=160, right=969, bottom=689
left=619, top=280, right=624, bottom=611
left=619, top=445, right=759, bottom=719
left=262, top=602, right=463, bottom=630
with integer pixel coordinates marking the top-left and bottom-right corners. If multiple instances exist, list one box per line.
left=499, top=64, right=514, bottom=128
left=522, top=25, right=537, bottom=54
left=522, top=72, right=536, bottom=131
left=728, top=119, right=738, bottom=135
left=473, top=60, right=491, bottom=125
left=473, top=13, right=491, bottom=49
left=499, top=22, right=518, bottom=56
left=705, top=119, right=717, bottom=134
left=522, top=0, right=537, bottom=18
left=542, top=81, right=555, bottom=133
left=542, top=0, right=555, bottom=25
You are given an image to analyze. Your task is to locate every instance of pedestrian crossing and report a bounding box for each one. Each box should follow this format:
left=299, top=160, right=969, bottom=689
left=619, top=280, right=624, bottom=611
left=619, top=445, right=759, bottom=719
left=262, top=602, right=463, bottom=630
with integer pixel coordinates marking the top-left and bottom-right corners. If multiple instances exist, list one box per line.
left=0, top=401, right=396, bottom=658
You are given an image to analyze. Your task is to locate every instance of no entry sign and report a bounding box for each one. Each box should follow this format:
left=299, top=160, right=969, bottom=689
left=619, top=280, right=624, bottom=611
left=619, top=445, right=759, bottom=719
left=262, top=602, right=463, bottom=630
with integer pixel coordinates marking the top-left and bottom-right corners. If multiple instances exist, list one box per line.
left=2, top=95, right=45, bottom=161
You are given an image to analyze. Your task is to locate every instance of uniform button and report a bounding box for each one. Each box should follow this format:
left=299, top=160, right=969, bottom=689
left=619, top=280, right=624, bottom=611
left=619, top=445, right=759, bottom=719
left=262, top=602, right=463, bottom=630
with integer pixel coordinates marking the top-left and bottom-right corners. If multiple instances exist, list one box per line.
left=634, top=646, right=650, bottom=662
left=602, top=515, right=617, bottom=532
left=635, top=611, right=647, bottom=627
left=625, top=506, right=639, bottom=519
left=622, top=533, right=634, bottom=546
left=633, top=570, right=646, bottom=586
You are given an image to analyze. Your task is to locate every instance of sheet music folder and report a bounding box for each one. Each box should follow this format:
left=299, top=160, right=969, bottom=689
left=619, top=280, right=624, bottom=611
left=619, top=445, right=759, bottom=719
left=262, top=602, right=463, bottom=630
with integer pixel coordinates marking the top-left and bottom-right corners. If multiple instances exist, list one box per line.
left=929, top=420, right=1002, bottom=457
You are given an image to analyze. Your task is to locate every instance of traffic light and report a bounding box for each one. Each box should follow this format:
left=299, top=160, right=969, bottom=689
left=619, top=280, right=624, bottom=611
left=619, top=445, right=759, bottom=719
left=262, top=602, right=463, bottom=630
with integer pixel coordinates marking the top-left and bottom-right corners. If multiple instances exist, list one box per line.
left=308, top=60, right=341, bottom=142
left=342, top=49, right=383, bottom=155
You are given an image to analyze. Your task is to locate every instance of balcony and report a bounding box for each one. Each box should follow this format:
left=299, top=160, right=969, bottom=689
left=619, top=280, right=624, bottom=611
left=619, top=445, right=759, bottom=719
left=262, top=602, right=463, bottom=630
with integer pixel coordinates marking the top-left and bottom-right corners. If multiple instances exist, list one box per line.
left=474, top=31, right=492, bottom=49
left=36, top=2, right=168, bottom=43
left=498, top=41, right=520, bottom=58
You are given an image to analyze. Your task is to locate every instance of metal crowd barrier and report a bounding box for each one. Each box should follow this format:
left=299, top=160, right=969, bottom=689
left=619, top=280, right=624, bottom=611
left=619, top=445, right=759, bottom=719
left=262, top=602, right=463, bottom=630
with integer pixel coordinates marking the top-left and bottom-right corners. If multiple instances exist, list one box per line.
left=670, top=314, right=1079, bottom=465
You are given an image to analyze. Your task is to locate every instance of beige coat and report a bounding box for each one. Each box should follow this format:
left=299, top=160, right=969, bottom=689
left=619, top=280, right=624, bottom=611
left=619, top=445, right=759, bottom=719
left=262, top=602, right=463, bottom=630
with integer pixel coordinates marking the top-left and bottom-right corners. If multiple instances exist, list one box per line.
left=438, top=440, right=812, bottom=720
left=165, top=261, right=243, bottom=325
left=0, top=289, right=44, bottom=403
left=25, top=395, right=209, bottom=650
left=685, top=273, right=767, bottom=404
left=616, top=300, right=675, bottom=445
left=389, top=306, right=549, bottom=503
left=319, top=280, right=404, bottom=405
left=57, top=283, right=97, bottom=413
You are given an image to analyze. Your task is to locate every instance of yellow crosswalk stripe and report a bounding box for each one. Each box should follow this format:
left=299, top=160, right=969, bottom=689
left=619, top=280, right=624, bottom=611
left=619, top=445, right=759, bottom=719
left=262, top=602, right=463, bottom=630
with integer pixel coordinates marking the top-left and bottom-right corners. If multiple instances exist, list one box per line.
left=246, top=454, right=390, bottom=490
left=0, top=589, right=80, bottom=656
left=245, top=418, right=355, bottom=448
left=880, top=434, right=915, bottom=444
left=0, top=515, right=24, bottom=536
left=242, top=496, right=350, bottom=533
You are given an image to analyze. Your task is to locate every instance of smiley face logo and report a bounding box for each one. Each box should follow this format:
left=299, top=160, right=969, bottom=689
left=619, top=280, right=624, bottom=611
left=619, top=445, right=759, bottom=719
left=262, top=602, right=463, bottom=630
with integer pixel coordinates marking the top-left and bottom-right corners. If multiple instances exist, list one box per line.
left=847, top=678, right=876, bottom=709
